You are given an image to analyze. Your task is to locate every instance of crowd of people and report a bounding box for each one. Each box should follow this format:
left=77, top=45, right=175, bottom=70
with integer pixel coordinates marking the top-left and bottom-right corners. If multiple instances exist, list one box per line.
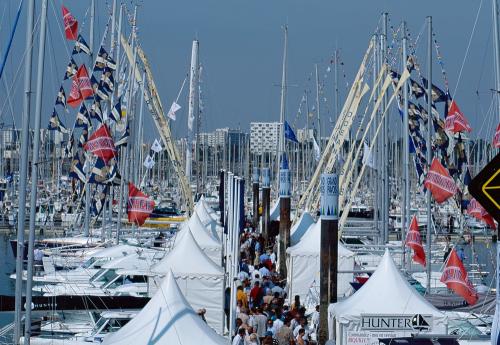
left=227, top=228, right=319, bottom=345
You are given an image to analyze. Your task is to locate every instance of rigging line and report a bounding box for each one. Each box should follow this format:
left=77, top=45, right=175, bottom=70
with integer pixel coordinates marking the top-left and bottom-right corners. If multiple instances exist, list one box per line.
left=453, top=0, right=483, bottom=100
left=475, top=23, right=492, bottom=93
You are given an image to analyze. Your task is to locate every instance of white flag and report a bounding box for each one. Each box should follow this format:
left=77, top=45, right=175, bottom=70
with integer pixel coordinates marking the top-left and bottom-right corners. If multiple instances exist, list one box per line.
left=167, top=101, right=181, bottom=121
left=312, top=137, right=321, bottom=162
left=151, top=139, right=163, bottom=153
left=362, top=142, right=376, bottom=169
left=143, top=155, right=155, bottom=169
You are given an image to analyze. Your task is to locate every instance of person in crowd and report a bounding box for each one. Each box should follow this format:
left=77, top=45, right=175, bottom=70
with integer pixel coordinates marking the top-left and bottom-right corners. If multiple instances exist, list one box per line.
left=232, top=326, right=246, bottom=345
left=311, top=305, right=319, bottom=334
left=250, top=281, right=264, bottom=307
left=237, top=285, right=249, bottom=308
left=276, top=318, right=294, bottom=345
left=262, top=331, right=278, bottom=345
left=197, top=308, right=207, bottom=323
left=291, top=295, right=301, bottom=311
left=295, top=328, right=307, bottom=345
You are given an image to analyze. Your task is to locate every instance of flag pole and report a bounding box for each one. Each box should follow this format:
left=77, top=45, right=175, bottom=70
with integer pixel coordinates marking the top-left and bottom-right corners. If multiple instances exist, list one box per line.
left=426, top=16, right=433, bottom=295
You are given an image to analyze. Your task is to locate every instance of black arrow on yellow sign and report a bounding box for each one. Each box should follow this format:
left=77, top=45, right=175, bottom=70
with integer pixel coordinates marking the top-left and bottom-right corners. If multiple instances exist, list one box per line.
left=469, top=152, right=500, bottom=225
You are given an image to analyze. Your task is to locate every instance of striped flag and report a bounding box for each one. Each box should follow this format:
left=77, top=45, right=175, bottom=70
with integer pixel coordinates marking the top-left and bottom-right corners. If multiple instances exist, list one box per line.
left=424, top=158, right=457, bottom=203
left=62, top=6, right=78, bottom=40
left=127, top=182, right=155, bottom=226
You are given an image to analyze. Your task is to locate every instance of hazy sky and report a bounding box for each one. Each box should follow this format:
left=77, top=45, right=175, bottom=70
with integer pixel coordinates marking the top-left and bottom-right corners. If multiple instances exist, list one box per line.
left=0, top=0, right=499, bottom=142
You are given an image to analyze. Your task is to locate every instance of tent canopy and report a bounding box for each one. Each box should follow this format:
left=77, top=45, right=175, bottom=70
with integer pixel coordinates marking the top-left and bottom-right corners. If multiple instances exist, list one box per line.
left=290, top=212, right=315, bottom=246
left=176, top=213, right=221, bottom=251
left=329, top=250, right=446, bottom=324
left=102, top=271, right=227, bottom=345
left=194, top=201, right=222, bottom=241
left=270, top=199, right=280, bottom=221
left=152, top=229, right=222, bottom=276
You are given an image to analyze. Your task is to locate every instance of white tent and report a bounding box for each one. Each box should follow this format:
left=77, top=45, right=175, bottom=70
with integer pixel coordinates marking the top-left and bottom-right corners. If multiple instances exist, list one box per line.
left=200, top=196, right=219, bottom=222
left=287, top=218, right=355, bottom=305
left=328, top=250, right=448, bottom=344
left=194, top=201, right=223, bottom=241
left=270, top=199, right=280, bottom=221
left=290, top=212, right=315, bottom=246
left=151, top=229, right=225, bottom=334
left=102, top=271, right=227, bottom=345
left=176, top=213, right=222, bottom=265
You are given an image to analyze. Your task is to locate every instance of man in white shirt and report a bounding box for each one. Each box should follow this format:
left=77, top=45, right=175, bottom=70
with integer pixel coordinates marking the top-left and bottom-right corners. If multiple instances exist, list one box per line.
left=232, top=327, right=246, bottom=345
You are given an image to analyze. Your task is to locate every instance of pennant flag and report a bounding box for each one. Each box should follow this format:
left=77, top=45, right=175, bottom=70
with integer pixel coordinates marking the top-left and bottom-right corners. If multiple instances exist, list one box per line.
left=445, top=97, right=472, bottom=133
left=47, top=110, right=68, bottom=133
left=362, top=142, right=376, bottom=169
left=467, top=198, right=497, bottom=230
left=62, top=6, right=78, bottom=40
left=76, top=104, right=92, bottom=129
left=424, top=158, right=457, bottom=203
left=95, top=46, right=116, bottom=71
left=409, top=79, right=425, bottom=99
left=83, top=124, right=117, bottom=163
left=143, top=155, right=155, bottom=169
left=67, top=65, right=94, bottom=107
left=96, top=83, right=109, bottom=101
left=72, top=34, right=91, bottom=55
left=151, top=138, right=163, bottom=153
left=284, top=120, right=299, bottom=144
left=92, top=185, right=109, bottom=217
left=312, top=136, right=321, bottom=162
left=101, top=68, right=114, bottom=92
left=56, top=86, right=67, bottom=108
left=115, top=125, right=129, bottom=147
left=78, top=126, right=89, bottom=148
left=64, top=135, right=75, bottom=157
left=441, top=249, right=478, bottom=305
left=89, top=157, right=121, bottom=185
left=127, top=182, right=155, bottom=226
left=69, top=150, right=86, bottom=182
left=64, top=58, right=78, bottom=80
left=493, top=123, right=500, bottom=148
left=167, top=101, right=181, bottom=121
left=405, top=216, right=426, bottom=266
left=90, top=101, right=103, bottom=122
left=422, top=78, right=447, bottom=103
left=107, top=99, right=121, bottom=123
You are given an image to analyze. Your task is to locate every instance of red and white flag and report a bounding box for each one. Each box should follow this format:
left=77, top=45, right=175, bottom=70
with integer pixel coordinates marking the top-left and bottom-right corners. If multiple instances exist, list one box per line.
left=467, top=198, right=497, bottom=230
left=62, top=6, right=78, bottom=41
left=445, top=100, right=472, bottom=133
left=83, top=124, right=117, bottom=163
left=424, top=158, right=457, bottom=203
left=493, top=123, right=500, bottom=148
left=405, top=216, right=426, bottom=266
left=67, top=65, right=94, bottom=108
left=127, top=182, right=155, bottom=226
left=440, top=249, right=478, bottom=305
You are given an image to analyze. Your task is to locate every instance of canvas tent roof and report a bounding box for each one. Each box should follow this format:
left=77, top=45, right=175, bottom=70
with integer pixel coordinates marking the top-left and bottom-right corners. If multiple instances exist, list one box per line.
left=290, top=212, right=315, bottom=246
left=194, top=201, right=222, bottom=241
left=287, top=218, right=354, bottom=257
left=176, top=213, right=221, bottom=251
left=152, top=229, right=223, bottom=276
left=329, top=250, right=446, bottom=324
left=102, top=271, right=227, bottom=345
left=270, top=199, right=280, bottom=221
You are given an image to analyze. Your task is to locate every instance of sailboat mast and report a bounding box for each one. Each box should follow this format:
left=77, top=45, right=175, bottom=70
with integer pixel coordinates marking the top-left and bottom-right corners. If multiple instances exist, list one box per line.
left=187, top=40, right=199, bottom=188
left=493, top=0, right=500, bottom=123
left=315, top=64, right=321, bottom=152
left=426, top=16, right=433, bottom=294
left=381, top=13, right=389, bottom=244
left=14, top=0, right=35, bottom=342
left=402, top=21, right=410, bottom=269
left=279, top=26, right=288, bottom=169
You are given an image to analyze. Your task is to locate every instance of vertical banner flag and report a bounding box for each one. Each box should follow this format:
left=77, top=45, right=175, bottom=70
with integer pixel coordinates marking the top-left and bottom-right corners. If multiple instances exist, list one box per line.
left=424, top=158, right=457, bottom=203
left=127, top=182, right=155, bottom=226
left=167, top=102, right=181, bottom=121
left=405, top=215, right=426, bottom=266
left=83, top=124, right=117, bottom=163
left=320, top=173, right=339, bottom=220
left=440, top=249, right=478, bottom=306
left=62, top=6, right=78, bottom=40
left=279, top=154, right=291, bottom=197
left=262, top=167, right=270, bottom=188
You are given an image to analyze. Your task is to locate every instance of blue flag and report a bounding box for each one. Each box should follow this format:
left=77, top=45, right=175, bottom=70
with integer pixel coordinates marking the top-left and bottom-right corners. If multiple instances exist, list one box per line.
left=284, top=120, right=299, bottom=143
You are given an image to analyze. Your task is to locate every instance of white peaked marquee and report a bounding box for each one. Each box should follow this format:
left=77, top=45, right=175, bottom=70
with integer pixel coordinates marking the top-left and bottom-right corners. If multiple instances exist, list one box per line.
left=151, top=229, right=225, bottom=334
left=328, top=250, right=448, bottom=343
left=290, top=211, right=315, bottom=246
left=103, top=271, right=227, bottom=345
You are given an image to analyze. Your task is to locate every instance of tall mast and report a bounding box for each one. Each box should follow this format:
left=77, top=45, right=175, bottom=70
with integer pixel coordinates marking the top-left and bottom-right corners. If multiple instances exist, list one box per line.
left=24, top=0, right=48, bottom=342
left=494, top=0, right=500, bottom=123
left=402, top=21, right=410, bottom=269
left=426, top=16, right=433, bottom=294
left=334, top=49, right=339, bottom=123
left=381, top=13, right=389, bottom=244
left=187, top=40, right=199, bottom=188
left=14, top=0, right=35, bottom=342
left=315, top=64, right=321, bottom=153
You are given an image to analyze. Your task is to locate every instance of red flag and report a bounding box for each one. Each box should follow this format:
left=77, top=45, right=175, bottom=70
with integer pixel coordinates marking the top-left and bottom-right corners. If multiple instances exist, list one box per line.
left=467, top=198, right=497, bottom=230
left=405, top=216, right=426, bottom=266
left=440, top=249, right=478, bottom=305
left=424, top=158, right=457, bottom=203
left=62, top=6, right=78, bottom=40
left=493, top=123, right=500, bottom=149
left=445, top=100, right=472, bottom=133
left=127, top=182, right=155, bottom=226
left=83, top=124, right=117, bottom=163
left=67, top=65, right=93, bottom=108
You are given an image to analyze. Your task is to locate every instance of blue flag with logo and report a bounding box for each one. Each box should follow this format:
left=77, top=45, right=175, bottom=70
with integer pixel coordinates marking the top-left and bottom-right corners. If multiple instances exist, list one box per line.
left=284, top=120, right=299, bottom=143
